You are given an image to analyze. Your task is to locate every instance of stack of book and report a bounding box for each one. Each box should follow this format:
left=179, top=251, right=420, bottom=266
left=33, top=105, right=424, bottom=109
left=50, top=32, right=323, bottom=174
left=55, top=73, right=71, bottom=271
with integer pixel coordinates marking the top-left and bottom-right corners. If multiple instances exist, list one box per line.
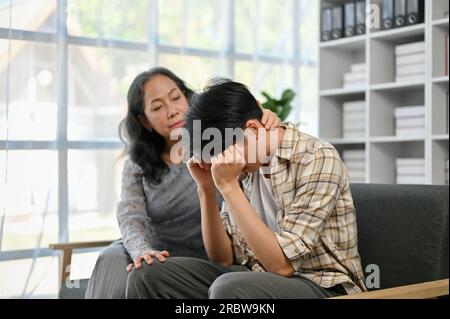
left=343, top=63, right=366, bottom=89
left=395, top=106, right=425, bottom=138
left=395, top=41, right=426, bottom=83
left=396, top=158, right=426, bottom=185
left=343, top=150, right=366, bottom=183
left=342, top=101, right=366, bottom=139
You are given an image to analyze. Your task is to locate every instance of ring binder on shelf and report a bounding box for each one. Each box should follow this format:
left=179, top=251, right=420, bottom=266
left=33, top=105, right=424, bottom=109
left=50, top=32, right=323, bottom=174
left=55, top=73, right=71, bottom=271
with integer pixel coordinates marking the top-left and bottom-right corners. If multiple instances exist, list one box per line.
left=355, top=0, right=366, bottom=35
left=382, top=0, right=395, bottom=30
left=406, top=0, right=425, bottom=25
left=395, top=0, right=407, bottom=27
left=321, top=7, right=332, bottom=41
left=332, top=5, right=344, bottom=40
left=345, top=1, right=356, bottom=37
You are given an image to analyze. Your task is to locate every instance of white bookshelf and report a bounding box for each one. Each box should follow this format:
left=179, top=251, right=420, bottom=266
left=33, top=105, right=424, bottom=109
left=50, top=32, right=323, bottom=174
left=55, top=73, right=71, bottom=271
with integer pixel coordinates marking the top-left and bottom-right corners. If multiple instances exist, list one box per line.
left=319, top=0, right=449, bottom=185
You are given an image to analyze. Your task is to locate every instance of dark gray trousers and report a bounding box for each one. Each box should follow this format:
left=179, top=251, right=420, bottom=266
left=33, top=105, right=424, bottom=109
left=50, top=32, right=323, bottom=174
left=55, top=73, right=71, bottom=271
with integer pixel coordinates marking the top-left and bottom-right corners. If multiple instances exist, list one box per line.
left=85, top=240, right=132, bottom=299
left=126, top=257, right=346, bottom=299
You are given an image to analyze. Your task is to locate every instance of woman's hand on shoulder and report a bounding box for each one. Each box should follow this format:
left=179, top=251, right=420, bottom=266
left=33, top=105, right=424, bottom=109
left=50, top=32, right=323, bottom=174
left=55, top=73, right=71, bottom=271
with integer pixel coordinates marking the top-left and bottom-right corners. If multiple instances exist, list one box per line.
left=260, top=105, right=281, bottom=130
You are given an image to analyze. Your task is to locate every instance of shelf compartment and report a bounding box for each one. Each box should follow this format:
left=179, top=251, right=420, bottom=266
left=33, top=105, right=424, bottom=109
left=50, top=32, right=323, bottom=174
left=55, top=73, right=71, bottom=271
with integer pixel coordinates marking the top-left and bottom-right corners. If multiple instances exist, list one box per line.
left=319, top=94, right=367, bottom=140
left=432, top=140, right=449, bottom=185
left=369, top=140, right=425, bottom=184
left=369, top=88, right=425, bottom=137
left=432, top=0, right=449, bottom=21
left=432, top=24, right=449, bottom=78
left=320, top=46, right=366, bottom=91
left=369, top=30, right=425, bottom=85
left=431, top=81, right=449, bottom=136
left=334, top=144, right=367, bottom=183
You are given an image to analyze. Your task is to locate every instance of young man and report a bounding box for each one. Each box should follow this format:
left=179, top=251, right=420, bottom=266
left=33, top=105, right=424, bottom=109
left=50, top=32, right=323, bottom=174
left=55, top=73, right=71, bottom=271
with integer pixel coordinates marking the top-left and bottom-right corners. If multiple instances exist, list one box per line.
left=126, top=79, right=366, bottom=299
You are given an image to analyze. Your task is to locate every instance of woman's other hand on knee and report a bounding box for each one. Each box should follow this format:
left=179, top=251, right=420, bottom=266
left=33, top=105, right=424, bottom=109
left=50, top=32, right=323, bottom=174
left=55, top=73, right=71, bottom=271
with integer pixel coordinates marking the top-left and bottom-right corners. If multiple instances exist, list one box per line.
left=126, top=250, right=170, bottom=272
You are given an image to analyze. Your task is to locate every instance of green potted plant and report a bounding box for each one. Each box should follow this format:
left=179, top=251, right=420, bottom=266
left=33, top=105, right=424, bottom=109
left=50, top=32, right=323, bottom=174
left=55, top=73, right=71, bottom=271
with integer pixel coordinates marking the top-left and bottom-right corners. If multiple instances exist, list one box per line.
left=261, top=89, right=296, bottom=122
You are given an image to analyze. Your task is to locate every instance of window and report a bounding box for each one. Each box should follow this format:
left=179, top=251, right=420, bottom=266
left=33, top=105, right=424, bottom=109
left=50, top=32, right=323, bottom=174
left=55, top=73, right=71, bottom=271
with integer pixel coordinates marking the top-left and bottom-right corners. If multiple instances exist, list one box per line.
left=0, top=0, right=318, bottom=298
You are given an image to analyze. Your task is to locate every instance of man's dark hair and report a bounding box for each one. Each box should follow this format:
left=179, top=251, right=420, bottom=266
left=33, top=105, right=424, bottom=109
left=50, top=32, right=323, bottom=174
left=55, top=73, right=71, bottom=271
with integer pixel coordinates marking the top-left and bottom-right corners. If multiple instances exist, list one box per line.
left=184, top=78, right=263, bottom=159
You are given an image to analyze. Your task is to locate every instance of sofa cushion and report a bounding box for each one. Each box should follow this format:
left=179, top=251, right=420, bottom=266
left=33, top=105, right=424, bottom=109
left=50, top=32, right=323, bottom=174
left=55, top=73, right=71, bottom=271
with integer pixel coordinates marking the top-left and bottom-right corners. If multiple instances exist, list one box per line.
left=350, top=183, right=449, bottom=290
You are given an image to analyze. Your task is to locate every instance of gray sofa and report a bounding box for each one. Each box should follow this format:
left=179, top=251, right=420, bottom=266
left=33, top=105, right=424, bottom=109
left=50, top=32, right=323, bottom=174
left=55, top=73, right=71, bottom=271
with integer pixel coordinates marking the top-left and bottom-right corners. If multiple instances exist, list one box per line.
left=350, top=183, right=448, bottom=291
left=53, top=183, right=449, bottom=298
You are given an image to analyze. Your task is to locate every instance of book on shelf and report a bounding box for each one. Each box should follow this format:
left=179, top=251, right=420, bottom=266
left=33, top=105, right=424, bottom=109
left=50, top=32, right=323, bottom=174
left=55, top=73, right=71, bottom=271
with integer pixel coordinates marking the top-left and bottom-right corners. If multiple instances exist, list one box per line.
left=344, top=72, right=367, bottom=83
left=348, top=170, right=366, bottom=180
left=395, top=105, right=425, bottom=137
left=343, top=82, right=366, bottom=89
left=342, top=150, right=366, bottom=161
left=396, top=176, right=426, bottom=185
left=343, top=113, right=365, bottom=122
left=396, top=117, right=426, bottom=128
left=343, top=108, right=365, bottom=116
left=343, top=63, right=367, bottom=88
left=395, top=41, right=425, bottom=56
left=343, top=100, right=365, bottom=113
left=395, top=106, right=425, bottom=118
left=396, top=63, right=426, bottom=76
left=343, top=132, right=365, bottom=139
left=343, top=111, right=365, bottom=118
left=345, top=161, right=366, bottom=171
left=344, top=121, right=366, bottom=130
left=396, top=127, right=425, bottom=137
left=397, top=165, right=426, bottom=175
left=395, top=42, right=425, bottom=80
left=395, top=74, right=425, bottom=82
left=351, top=63, right=366, bottom=73
left=344, top=129, right=366, bottom=136
left=396, top=157, right=426, bottom=184
left=396, top=52, right=425, bottom=66
left=396, top=158, right=425, bottom=166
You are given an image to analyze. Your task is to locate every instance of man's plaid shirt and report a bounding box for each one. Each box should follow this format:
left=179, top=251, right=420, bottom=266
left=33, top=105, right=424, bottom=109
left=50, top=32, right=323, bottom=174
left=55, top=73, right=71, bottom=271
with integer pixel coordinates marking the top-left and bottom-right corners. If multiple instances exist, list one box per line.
left=221, top=123, right=367, bottom=294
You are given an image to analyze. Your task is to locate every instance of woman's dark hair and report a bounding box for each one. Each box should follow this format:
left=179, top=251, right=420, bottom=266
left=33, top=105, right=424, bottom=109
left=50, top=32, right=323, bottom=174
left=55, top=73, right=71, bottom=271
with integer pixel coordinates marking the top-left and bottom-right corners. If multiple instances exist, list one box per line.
left=119, top=67, right=194, bottom=185
left=185, top=78, right=262, bottom=159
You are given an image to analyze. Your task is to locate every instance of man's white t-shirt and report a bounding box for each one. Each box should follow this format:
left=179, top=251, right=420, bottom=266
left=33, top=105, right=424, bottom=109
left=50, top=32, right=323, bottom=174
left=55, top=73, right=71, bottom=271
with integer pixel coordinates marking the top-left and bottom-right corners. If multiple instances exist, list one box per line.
left=249, top=165, right=280, bottom=233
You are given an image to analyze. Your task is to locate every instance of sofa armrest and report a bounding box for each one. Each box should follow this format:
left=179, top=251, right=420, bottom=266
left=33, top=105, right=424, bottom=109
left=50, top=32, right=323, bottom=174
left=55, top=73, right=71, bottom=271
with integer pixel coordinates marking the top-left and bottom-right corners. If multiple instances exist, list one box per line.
left=49, top=240, right=114, bottom=286
left=49, top=240, right=114, bottom=251
left=330, top=279, right=449, bottom=299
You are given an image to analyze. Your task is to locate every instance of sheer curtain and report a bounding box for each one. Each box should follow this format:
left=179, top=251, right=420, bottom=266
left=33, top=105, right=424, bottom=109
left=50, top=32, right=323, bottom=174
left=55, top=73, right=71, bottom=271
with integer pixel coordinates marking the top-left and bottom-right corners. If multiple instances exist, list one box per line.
left=0, top=0, right=318, bottom=298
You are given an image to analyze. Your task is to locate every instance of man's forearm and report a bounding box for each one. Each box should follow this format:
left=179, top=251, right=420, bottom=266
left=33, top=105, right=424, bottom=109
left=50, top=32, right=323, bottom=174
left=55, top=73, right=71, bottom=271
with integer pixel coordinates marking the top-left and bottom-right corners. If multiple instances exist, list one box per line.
left=219, top=182, right=295, bottom=277
left=197, top=187, right=234, bottom=266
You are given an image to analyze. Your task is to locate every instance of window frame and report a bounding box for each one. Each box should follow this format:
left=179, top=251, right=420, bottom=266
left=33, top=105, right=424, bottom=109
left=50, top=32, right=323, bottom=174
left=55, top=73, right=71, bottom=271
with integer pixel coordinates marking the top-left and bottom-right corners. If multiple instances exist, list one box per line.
left=0, top=0, right=316, bottom=262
